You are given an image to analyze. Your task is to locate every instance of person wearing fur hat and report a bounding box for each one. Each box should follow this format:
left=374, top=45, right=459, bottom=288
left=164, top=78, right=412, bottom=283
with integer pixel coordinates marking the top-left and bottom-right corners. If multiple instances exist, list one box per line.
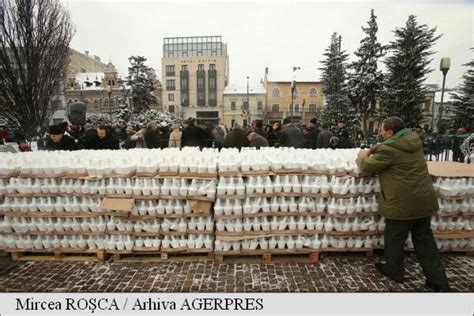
left=45, top=125, right=78, bottom=151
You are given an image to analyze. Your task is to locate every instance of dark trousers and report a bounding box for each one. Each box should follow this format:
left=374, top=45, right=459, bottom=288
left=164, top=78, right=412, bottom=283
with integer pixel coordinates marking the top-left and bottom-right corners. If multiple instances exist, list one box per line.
left=384, top=216, right=449, bottom=286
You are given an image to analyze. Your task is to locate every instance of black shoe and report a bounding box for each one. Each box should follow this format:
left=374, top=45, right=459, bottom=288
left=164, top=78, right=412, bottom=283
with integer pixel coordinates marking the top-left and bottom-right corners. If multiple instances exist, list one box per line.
left=375, top=262, right=404, bottom=283
left=425, top=280, right=451, bottom=292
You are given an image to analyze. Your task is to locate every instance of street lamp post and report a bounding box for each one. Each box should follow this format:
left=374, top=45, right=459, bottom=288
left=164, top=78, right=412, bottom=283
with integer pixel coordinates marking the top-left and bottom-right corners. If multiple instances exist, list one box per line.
left=246, top=76, right=250, bottom=126
left=107, top=85, right=112, bottom=121
left=437, top=57, right=450, bottom=132
left=290, top=67, right=299, bottom=123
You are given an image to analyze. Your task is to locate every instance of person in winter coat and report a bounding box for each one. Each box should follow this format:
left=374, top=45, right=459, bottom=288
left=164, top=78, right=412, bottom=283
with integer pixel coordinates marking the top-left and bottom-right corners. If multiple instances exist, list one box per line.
left=82, top=124, right=120, bottom=150
left=247, top=132, right=269, bottom=149
left=45, top=125, right=79, bottom=151
left=202, top=122, right=215, bottom=148
left=130, top=126, right=146, bottom=148
left=251, top=119, right=268, bottom=139
left=144, top=121, right=162, bottom=149
left=449, top=127, right=469, bottom=163
left=307, top=118, right=320, bottom=149
left=279, top=117, right=304, bottom=148
left=222, top=121, right=250, bottom=150
left=168, top=124, right=182, bottom=148
left=316, top=123, right=334, bottom=148
left=356, top=116, right=450, bottom=292
left=181, top=117, right=205, bottom=148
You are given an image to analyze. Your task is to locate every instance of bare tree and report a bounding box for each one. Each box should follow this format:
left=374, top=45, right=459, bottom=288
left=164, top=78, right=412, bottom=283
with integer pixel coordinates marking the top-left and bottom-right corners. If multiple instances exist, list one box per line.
left=0, top=0, right=74, bottom=137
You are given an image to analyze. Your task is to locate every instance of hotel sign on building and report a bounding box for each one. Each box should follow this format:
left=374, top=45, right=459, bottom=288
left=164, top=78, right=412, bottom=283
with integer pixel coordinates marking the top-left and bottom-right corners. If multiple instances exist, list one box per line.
left=161, top=36, right=229, bottom=126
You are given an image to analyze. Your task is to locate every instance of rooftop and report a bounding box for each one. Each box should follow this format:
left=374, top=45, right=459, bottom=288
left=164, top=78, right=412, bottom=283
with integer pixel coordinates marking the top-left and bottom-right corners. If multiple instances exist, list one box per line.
left=224, top=83, right=266, bottom=95
left=265, top=67, right=322, bottom=83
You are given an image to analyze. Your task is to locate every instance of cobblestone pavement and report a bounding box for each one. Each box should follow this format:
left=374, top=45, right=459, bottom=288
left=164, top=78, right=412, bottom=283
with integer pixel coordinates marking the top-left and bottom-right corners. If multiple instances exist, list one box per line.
left=0, top=253, right=472, bottom=292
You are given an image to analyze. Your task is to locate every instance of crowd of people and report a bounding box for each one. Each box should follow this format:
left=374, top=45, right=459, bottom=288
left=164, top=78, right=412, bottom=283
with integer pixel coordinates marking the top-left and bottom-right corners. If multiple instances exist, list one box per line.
left=0, top=118, right=471, bottom=163
left=13, top=117, right=356, bottom=152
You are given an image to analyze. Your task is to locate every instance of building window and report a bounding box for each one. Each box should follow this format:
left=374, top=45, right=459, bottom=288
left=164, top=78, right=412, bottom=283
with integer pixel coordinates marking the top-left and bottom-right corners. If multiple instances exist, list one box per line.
left=211, top=51, right=217, bottom=56
left=209, top=64, right=216, bottom=71
left=181, top=65, right=188, bottom=71
left=272, top=104, right=280, bottom=112
left=272, top=88, right=280, bottom=97
left=168, top=94, right=174, bottom=101
left=243, top=100, right=248, bottom=110
left=182, top=51, right=188, bottom=57
left=294, top=104, right=299, bottom=112
left=257, top=101, right=263, bottom=110
left=166, top=65, right=175, bottom=76
left=167, top=52, right=174, bottom=57
left=197, top=77, right=205, bottom=89
left=309, top=104, right=317, bottom=112
left=292, top=88, right=299, bottom=97
left=166, top=80, right=175, bottom=90
left=197, top=51, right=202, bottom=56
left=231, top=101, right=236, bottom=110
left=309, top=88, right=318, bottom=97
left=209, top=77, right=216, bottom=89
left=181, top=78, right=188, bottom=90
left=168, top=105, right=175, bottom=113
left=198, top=64, right=204, bottom=71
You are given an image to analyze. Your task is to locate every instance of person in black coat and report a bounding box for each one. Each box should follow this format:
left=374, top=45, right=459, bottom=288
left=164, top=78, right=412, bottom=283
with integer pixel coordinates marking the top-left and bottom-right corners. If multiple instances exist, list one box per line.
left=82, top=124, right=120, bottom=150
left=45, top=125, right=79, bottom=151
left=307, top=118, right=320, bottom=149
left=144, top=121, right=162, bottom=149
left=181, top=117, right=205, bottom=148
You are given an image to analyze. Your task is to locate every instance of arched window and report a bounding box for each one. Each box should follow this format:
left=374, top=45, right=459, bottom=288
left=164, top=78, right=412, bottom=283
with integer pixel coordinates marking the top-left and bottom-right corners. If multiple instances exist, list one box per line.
left=272, top=88, right=280, bottom=97
left=83, top=98, right=90, bottom=104
left=94, top=98, right=100, bottom=107
left=67, top=99, right=73, bottom=104
left=309, top=88, right=318, bottom=97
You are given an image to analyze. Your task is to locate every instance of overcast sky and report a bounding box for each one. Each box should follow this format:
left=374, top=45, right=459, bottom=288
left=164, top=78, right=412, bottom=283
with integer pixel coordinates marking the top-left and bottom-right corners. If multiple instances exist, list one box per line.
left=61, top=0, right=472, bottom=89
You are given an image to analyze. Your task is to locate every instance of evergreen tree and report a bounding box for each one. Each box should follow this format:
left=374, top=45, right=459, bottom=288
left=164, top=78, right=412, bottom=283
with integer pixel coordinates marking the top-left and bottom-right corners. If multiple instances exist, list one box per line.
left=450, top=50, right=474, bottom=131
left=126, top=56, right=158, bottom=113
left=115, top=103, right=132, bottom=122
left=319, top=33, right=357, bottom=127
left=381, top=15, right=441, bottom=127
left=347, top=9, right=385, bottom=139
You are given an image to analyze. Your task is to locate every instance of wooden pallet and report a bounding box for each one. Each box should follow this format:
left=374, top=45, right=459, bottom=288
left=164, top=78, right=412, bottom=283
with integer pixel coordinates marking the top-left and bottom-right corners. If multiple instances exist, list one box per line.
left=110, top=248, right=214, bottom=262
left=320, top=247, right=374, bottom=258
left=7, top=248, right=105, bottom=262
left=214, top=249, right=320, bottom=264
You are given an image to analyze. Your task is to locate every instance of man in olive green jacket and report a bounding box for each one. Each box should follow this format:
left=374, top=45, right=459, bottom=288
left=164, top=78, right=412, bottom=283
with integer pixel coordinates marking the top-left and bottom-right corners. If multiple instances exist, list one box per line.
left=356, top=117, right=450, bottom=291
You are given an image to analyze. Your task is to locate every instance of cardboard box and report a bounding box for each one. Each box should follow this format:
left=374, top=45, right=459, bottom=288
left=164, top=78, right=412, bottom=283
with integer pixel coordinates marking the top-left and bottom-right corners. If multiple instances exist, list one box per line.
left=189, top=200, right=212, bottom=214
left=100, top=197, right=135, bottom=212
left=427, top=161, right=474, bottom=178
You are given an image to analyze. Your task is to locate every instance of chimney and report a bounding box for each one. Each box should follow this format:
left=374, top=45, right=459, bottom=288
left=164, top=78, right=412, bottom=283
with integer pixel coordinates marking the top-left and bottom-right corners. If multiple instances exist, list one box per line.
left=85, top=50, right=89, bottom=57
left=265, top=67, right=268, bottom=75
